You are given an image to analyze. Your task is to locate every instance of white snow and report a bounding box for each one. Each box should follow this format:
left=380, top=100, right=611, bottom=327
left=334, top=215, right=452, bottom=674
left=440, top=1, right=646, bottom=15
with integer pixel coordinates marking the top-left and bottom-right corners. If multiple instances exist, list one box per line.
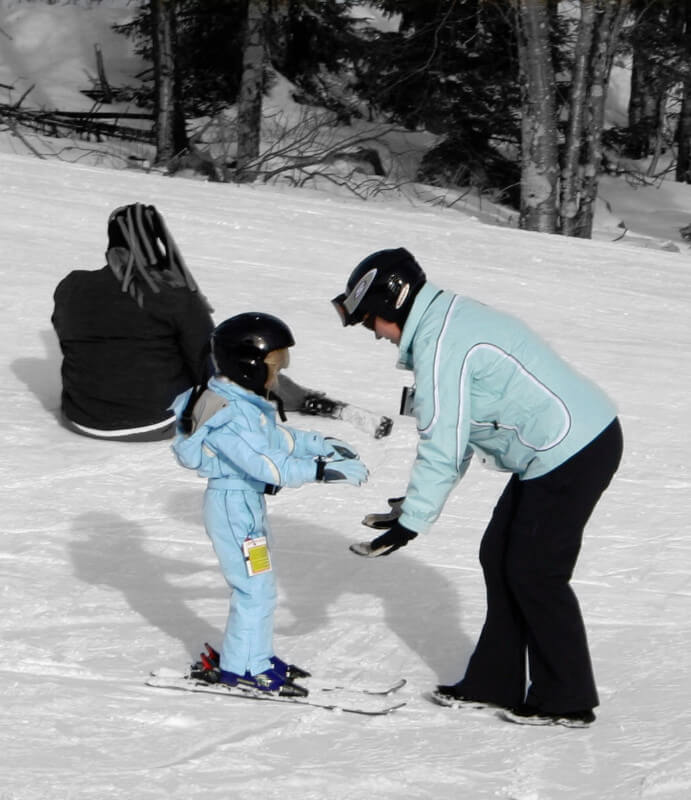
left=2, top=5, right=691, bottom=800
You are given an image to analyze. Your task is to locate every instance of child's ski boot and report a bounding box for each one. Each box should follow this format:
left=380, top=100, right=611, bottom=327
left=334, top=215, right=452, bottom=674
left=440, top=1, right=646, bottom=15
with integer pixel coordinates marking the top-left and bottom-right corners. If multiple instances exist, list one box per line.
left=190, top=643, right=310, bottom=694
left=219, top=667, right=308, bottom=698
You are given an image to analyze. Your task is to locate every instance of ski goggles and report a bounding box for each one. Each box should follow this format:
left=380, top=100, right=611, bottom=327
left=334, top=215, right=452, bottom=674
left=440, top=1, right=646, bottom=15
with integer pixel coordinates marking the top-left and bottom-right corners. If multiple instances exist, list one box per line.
left=331, top=268, right=378, bottom=326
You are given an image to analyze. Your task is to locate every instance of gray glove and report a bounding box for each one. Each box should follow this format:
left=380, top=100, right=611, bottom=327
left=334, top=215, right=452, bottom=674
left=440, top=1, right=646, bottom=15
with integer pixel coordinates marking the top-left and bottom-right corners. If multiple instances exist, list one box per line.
left=324, top=437, right=360, bottom=460
left=316, top=456, right=368, bottom=486
left=361, top=496, right=404, bottom=529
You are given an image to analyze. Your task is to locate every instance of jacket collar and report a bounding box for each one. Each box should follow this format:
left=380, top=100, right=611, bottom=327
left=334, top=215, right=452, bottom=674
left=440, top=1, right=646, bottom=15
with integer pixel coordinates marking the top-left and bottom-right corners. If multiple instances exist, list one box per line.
left=397, top=282, right=444, bottom=370
left=208, top=375, right=276, bottom=414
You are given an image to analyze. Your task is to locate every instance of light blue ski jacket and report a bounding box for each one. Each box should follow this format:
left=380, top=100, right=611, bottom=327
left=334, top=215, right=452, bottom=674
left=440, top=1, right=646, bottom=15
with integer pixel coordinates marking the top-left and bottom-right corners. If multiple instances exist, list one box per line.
left=171, top=376, right=330, bottom=490
left=396, top=282, right=618, bottom=535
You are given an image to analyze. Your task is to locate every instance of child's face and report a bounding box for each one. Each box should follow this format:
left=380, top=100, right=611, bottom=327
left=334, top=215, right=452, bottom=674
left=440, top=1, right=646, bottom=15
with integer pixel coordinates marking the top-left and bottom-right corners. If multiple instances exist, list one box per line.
left=264, top=348, right=290, bottom=390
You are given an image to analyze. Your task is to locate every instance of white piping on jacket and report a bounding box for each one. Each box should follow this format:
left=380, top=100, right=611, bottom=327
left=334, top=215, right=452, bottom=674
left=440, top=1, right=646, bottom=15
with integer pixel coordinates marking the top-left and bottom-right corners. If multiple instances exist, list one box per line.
left=260, top=453, right=282, bottom=484
left=457, top=343, right=571, bottom=464
left=419, top=296, right=460, bottom=436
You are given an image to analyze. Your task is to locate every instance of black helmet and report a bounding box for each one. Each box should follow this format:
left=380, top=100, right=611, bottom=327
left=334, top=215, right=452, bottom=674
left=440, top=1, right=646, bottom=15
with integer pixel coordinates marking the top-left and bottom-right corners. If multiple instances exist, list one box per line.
left=105, top=203, right=211, bottom=311
left=332, top=248, right=425, bottom=328
left=107, top=203, right=169, bottom=268
left=210, top=312, right=295, bottom=395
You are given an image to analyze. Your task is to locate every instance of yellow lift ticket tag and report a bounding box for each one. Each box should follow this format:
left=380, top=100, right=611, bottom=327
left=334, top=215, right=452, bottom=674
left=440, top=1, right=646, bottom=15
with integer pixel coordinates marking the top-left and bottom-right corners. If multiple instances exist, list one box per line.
left=243, top=536, right=272, bottom=576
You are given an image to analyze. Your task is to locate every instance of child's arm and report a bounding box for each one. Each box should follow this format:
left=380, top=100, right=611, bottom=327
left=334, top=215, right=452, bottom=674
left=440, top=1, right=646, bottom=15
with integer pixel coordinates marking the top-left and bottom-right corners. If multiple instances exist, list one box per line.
left=206, top=422, right=321, bottom=488
left=275, top=425, right=330, bottom=458
left=277, top=425, right=360, bottom=461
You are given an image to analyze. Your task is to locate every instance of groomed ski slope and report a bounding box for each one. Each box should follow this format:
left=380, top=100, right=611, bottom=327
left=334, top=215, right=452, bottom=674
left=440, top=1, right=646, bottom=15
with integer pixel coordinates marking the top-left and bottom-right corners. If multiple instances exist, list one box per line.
left=1, top=149, right=690, bottom=799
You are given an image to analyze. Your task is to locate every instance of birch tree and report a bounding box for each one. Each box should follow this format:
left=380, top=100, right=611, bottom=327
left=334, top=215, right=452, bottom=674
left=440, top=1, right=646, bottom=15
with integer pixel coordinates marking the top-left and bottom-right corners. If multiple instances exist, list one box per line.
left=235, top=0, right=269, bottom=179
left=560, top=1, right=596, bottom=237
left=513, top=0, right=629, bottom=236
left=513, top=0, right=559, bottom=233
left=575, top=0, right=629, bottom=238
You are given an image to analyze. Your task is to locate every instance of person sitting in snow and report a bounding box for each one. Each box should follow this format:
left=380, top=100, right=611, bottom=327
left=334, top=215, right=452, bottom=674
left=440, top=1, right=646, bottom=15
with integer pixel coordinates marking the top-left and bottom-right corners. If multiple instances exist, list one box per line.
left=51, top=203, right=214, bottom=441
left=171, top=312, right=368, bottom=696
left=51, top=202, right=392, bottom=442
left=332, top=247, right=623, bottom=728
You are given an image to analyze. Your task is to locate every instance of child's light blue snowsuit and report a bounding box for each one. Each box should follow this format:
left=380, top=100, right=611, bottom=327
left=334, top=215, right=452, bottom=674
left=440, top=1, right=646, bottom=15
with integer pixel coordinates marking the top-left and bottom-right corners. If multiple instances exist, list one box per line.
left=171, top=376, right=331, bottom=676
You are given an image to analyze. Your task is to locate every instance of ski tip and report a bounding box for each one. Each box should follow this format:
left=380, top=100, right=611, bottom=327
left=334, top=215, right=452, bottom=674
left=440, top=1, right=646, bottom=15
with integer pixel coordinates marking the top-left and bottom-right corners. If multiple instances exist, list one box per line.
left=343, top=700, right=407, bottom=716
left=428, top=690, right=456, bottom=707
left=357, top=677, right=407, bottom=695
left=383, top=678, right=407, bottom=694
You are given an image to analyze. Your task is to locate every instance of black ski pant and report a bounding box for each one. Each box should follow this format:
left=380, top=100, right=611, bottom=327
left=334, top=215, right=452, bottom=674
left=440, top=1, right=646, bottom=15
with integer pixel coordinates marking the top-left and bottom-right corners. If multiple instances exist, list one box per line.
left=458, top=418, right=623, bottom=713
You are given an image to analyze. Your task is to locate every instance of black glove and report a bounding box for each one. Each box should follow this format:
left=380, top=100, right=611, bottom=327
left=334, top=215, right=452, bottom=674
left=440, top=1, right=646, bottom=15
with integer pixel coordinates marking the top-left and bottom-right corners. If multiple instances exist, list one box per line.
left=349, top=521, right=418, bottom=557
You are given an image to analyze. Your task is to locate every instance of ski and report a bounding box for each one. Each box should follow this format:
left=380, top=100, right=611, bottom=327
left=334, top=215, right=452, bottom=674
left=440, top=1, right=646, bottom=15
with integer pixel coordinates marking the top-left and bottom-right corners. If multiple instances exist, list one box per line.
left=146, top=670, right=407, bottom=716
left=339, top=404, right=393, bottom=440
left=497, top=707, right=595, bottom=728
left=150, top=667, right=406, bottom=697
left=293, top=676, right=406, bottom=696
left=300, top=393, right=393, bottom=439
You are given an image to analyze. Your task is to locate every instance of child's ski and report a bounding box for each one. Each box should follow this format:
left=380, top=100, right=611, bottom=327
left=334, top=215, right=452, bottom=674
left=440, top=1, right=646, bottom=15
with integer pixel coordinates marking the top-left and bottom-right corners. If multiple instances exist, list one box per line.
left=146, top=670, right=407, bottom=716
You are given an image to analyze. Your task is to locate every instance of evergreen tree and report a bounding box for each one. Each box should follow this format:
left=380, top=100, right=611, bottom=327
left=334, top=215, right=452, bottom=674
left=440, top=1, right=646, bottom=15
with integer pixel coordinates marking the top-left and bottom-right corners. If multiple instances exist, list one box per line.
left=358, top=0, right=522, bottom=203
left=118, top=0, right=363, bottom=117
left=624, top=0, right=687, bottom=162
left=676, top=3, right=691, bottom=183
left=267, top=0, right=365, bottom=112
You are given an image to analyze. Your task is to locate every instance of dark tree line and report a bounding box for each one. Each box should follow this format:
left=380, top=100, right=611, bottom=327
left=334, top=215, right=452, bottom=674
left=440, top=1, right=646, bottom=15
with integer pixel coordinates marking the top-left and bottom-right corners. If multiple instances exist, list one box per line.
left=113, top=0, right=691, bottom=239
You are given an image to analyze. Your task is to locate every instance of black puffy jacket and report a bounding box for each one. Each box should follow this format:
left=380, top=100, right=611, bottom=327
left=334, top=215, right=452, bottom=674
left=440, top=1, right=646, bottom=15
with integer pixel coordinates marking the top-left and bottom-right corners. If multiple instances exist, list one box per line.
left=52, top=267, right=214, bottom=431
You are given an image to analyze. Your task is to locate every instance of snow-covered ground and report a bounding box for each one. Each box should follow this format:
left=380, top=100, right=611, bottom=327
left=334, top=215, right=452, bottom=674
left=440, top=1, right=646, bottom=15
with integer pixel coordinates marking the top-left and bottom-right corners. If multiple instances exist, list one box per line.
left=2, top=4, right=691, bottom=800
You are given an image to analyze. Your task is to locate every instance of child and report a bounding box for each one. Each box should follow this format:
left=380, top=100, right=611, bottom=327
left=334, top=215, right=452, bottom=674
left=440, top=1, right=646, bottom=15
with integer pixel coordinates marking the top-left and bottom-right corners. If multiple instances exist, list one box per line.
left=171, top=312, right=368, bottom=697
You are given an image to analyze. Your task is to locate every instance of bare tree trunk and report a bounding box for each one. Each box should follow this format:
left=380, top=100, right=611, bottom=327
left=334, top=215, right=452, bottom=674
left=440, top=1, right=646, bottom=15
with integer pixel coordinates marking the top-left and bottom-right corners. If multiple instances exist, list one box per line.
left=513, top=0, right=559, bottom=233
left=677, top=82, right=691, bottom=183
left=627, top=50, right=659, bottom=159
left=676, top=3, right=691, bottom=183
left=560, top=2, right=596, bottom=237
left=646, top=96, right=667, bottom=177
left=94, top=44, right=113, bottom=103
left=236, top=0, right=268, bottom=180
left=576, top=0, right=629, bottom=239
left=151, top=0, right=186, bottom=166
